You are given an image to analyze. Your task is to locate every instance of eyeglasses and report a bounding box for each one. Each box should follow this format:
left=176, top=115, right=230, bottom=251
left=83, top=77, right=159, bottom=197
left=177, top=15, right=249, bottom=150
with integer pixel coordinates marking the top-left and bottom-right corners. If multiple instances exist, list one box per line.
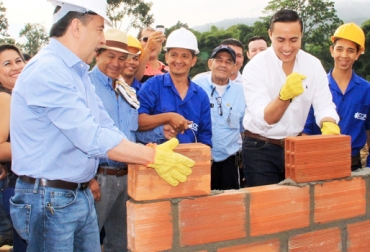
left=216, top=97, right=223, bottom=116
left=139, top=36, right=148, bottom=43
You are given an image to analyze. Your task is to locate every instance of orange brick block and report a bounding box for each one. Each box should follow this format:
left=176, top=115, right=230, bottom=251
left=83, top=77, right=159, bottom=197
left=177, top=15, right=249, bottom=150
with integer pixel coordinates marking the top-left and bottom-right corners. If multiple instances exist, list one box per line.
left=128, top=143, right=211, bottom=201
left=179, top=190, right=247, bottom=246
left=285, top=135, right=351, bottom=182
left=314, top=178, right=366, bottom=224
left=347, top=220, right=370, bottom=252
left=218, top=239, right=280, bottom=252
left=248, top=185, right=309, bottom=236
left=127, top=200, right=173, bottom=252
left=289, top=227, right=341, bottom=252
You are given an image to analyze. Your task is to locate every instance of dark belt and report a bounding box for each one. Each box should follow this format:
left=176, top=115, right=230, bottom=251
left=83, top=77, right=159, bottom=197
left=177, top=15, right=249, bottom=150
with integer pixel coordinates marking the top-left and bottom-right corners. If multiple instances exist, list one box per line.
left=19, top=175, right=89, bottom=190
left=244, top=130, right=285, bottom=148
left=97, top=166, right=128, bottom=177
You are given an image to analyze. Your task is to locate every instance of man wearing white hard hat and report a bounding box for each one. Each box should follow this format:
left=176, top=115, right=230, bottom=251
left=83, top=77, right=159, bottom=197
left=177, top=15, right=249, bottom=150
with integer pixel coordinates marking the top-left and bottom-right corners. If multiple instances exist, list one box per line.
left=137, top=27, right=212, bottom=147
left=88, top=28, right=136, bottom=252
left=9, top=1, right=195, bottom=251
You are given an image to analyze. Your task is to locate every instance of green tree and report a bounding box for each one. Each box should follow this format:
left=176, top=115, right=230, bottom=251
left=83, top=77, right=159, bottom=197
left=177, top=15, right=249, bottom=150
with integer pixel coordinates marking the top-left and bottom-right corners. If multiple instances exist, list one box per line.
left=356, top=19, right=370, bottom=81
left=19, top=23, right=48, bottom=56
left=0, top=1, right=15, bottom=44
left=107, top=0, right=154, bottom=31
left=263, top=0, right=343, bottom=70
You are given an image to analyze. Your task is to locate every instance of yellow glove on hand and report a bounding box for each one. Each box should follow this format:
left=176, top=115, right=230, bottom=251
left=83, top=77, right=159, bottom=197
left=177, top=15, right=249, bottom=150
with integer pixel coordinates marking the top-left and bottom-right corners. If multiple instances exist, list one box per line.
left=279, top=72, right=307, bottom=101
left=147, top=138, right=195, bottom=186
left=321, top=121, right=340, bottom=135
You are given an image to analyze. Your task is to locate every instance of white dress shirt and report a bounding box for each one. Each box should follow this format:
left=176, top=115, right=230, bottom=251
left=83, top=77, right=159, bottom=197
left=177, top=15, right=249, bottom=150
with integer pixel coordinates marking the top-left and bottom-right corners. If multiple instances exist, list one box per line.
left=242, top=47, right=339, bottom=139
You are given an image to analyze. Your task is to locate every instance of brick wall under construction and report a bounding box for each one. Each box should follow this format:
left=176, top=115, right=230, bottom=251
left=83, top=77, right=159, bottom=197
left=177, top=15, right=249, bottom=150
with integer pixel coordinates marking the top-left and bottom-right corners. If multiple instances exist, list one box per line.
left=127, top=136, right=370, bottom=252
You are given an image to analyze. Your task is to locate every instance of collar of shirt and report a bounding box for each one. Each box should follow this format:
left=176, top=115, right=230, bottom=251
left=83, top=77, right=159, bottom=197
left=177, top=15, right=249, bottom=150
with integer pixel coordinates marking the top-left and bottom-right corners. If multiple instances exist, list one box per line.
left=328, top=69, right=361, bottom=95
left=49, top=38, right=90, bottom=76
left=206, top=74, right=231, bottom=96
left=90, top=66, right=114, bottom=91
left=163, top=73, right=199, bottom=104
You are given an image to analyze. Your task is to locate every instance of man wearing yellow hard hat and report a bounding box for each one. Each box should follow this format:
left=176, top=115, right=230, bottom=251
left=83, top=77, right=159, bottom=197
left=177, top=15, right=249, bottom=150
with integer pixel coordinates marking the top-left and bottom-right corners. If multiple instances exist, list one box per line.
left=304, top=22, right=370, bottom=170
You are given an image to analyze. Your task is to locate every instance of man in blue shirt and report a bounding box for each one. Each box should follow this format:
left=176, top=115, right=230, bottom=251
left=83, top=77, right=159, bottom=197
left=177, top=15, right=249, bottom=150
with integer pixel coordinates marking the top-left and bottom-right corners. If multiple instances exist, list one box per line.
left=303, top=23, right=370, bottom=171
left=9, top=2, right=195, bottom=251
left=137, top=28, right=212, bottom=146
left=89, top=28, right=137, bottom=252
left=194, top=45, right=245, bottom=190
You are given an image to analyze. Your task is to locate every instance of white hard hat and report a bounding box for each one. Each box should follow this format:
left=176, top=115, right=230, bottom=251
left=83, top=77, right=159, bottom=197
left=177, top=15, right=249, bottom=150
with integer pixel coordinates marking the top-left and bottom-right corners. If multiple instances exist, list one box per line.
left=48, top=0, right=111, bottom=26
left=164, top=28, right=199, bottom=54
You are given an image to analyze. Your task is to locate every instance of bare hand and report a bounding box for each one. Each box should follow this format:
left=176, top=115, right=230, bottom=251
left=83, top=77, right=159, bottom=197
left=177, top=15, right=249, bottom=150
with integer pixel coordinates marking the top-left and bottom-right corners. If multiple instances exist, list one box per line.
left=145, top=31, right=166, bottom=52
left=0, top=164, right=7, bottom=180
left=168, top=113, right=192, bottom=133
left=89, top=178, right=101, bottom=202
left=163, top=124, right=178, bottom=139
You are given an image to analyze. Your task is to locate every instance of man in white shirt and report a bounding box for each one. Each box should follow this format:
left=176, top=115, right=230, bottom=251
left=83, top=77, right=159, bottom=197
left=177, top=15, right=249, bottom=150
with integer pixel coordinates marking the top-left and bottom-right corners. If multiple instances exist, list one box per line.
left=242, top=9, right=340, bottom=187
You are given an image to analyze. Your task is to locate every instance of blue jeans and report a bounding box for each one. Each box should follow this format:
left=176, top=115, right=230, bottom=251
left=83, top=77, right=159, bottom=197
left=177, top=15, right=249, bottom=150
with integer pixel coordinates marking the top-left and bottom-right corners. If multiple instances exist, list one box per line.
left=242, top=137, right=285, bottom=187
left=0, top=179, right=13, bottom=241
left=10, top=178, right=100, bottom=252
left=95, top=173, right=129, bottom=252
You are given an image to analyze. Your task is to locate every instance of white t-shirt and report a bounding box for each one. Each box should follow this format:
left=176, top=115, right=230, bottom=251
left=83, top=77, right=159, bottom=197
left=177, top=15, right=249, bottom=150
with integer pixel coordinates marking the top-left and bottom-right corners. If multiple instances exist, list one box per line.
left=242, top=47, right=339, bottom=139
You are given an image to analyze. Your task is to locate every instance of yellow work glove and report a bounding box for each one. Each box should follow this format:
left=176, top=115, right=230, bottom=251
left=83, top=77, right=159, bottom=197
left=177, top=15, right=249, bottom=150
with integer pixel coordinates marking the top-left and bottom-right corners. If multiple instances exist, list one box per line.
left=147, top=138, right=195, bottom=186
left=321, top=121, right=340, bottom=135
left=279, top=72, right=307, bottom=101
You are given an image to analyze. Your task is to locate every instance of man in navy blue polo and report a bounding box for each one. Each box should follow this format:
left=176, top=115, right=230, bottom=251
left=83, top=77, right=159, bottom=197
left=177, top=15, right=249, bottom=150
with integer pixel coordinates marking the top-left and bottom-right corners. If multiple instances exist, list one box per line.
left=137, top=28, right=212, bottom=146
left=303, top=23, right=370, bottom=170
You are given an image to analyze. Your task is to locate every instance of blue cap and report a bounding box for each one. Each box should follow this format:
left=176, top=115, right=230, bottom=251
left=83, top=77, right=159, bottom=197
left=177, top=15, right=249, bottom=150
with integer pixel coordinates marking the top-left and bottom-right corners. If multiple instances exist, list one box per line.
left=210, top=45, right=236, bottom=63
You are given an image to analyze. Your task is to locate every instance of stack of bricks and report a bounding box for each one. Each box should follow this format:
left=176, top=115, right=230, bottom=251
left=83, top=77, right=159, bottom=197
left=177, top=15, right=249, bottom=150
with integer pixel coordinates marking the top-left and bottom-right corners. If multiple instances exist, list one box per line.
left=127, top=137, right=370, bottom=252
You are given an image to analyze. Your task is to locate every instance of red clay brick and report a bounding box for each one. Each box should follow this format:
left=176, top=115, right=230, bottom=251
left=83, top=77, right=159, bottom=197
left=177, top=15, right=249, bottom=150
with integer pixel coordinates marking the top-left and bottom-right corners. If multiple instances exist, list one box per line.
left=347, top=220, right=370, bottom=252
left=314, top=178, right=366, bottom=223
left=285, top=135, right=351, bottom=182
left=289, top=227, right=341, bottom=252
left=179, top=190, right=247, bottom=246
left=218, top=239, right=280, bottom=252
left=127, top=200, right=173, bottom=252
left=247, top=185, right=310, bottom=236
left=128, top=143, right=211, bottom=201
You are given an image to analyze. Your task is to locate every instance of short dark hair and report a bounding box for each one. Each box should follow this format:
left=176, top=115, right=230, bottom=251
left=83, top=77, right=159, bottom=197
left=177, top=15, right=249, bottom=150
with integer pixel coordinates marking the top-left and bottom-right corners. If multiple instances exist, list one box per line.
left=49, top=7, right=95, bottom=38
left=333, top=38, right=361, bottom=53
left=221, top=38, right=244, bottom=53
left=270, top=9, right=303, bottom=33
left=0, top=44, right=24, bottom=62
left=22, top=53, right=31, bottom=61
left=247, top=36, right=268, bottom=50
left=137, top=27, right=155, bottom=40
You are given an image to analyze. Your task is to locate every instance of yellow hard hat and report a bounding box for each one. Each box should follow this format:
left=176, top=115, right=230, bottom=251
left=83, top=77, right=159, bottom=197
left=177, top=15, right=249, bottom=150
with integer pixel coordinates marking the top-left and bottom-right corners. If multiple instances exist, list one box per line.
left=331, top=23, right=365, bottom=53
left=127, top=35, right=142, bottom=55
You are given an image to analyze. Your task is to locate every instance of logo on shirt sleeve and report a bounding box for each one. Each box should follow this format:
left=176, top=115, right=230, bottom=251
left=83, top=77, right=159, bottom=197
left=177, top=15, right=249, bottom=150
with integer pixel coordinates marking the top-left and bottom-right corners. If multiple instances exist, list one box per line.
left=188, top=122, right=198, bottom=132
left=354, top=112, right=366, bottom=121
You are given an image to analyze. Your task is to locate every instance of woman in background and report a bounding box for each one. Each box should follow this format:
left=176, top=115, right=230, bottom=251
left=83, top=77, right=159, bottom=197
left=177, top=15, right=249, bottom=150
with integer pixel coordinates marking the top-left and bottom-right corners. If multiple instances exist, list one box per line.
left=0, top=44, right=27, bottom=252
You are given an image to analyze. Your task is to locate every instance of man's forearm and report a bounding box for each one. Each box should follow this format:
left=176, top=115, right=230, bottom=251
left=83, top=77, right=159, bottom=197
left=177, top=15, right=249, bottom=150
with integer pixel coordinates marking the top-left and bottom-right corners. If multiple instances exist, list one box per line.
left=263, top=97, right=290, bottom=125
left=138, top=113, right=169, bottom=131
left=107, top=138, right=154, bottom=165
left=135, top=49, right=151, bottom=81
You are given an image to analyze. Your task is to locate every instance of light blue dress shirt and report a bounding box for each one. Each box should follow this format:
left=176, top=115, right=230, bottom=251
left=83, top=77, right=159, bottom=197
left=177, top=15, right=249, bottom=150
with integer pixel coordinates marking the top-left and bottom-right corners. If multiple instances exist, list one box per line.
left=10, top=38, right=126, bottom=183
left=194, top=75, right=245, bottom=162
left=89, top=66, right=138, bottom=167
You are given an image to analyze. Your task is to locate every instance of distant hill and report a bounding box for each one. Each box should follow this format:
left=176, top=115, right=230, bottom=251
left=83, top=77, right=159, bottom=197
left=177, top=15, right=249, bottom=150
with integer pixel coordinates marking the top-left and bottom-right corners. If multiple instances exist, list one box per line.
left=192, top=1, right=370, bottom=32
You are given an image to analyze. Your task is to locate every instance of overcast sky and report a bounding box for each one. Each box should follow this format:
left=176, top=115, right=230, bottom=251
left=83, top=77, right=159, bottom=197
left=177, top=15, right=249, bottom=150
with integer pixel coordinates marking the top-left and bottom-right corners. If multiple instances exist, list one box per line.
left=2, top=0, right=369, bottom=41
